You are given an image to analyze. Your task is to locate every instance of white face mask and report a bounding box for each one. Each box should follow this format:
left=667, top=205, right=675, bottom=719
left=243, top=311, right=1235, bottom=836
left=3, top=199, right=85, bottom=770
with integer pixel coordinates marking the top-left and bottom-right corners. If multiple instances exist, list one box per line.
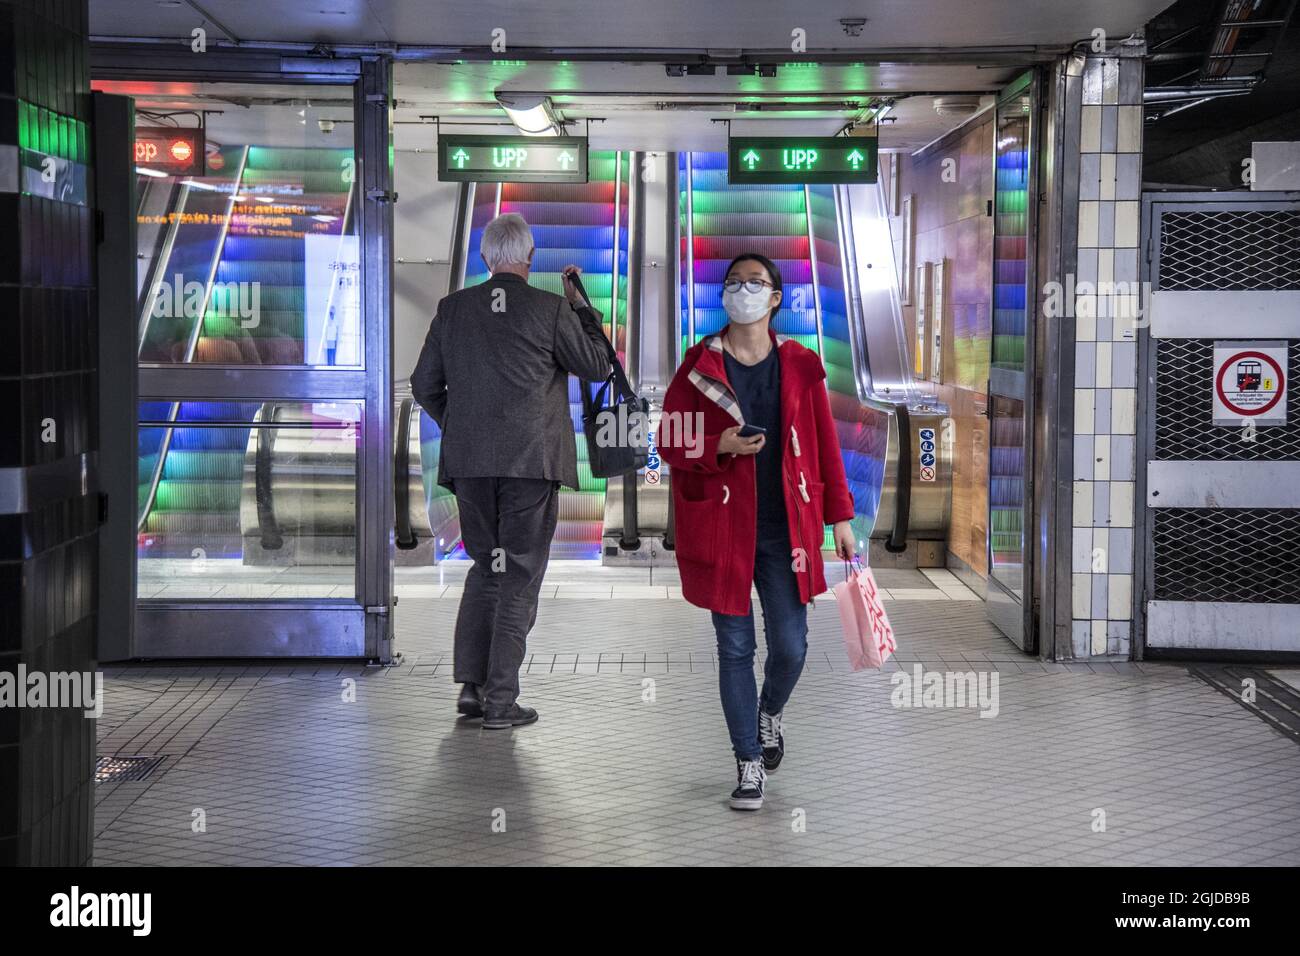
left=722, top=287, right=774, bottom=324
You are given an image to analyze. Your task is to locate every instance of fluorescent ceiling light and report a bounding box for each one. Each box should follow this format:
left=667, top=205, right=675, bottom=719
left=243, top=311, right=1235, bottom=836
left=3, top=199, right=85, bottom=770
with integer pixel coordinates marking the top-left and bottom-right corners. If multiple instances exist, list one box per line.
left=181, top=179, right=219, bottom=191
left=136, top=167, right=167, bottom=178
left=495, top=93, right=561, bottom=136
left=254, top=196, right=275, bottom=203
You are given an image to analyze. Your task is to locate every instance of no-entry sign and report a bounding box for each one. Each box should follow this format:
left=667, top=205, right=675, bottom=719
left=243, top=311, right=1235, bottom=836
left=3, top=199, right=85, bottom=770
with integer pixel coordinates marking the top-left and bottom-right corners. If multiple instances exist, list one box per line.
left=1212, top=341, right=1288, bottom=426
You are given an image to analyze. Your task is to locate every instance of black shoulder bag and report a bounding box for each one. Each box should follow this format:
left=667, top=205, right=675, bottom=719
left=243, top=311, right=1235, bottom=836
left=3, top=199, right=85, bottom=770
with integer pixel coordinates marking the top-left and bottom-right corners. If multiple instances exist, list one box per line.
left=567, top=272, right=650, bottom=479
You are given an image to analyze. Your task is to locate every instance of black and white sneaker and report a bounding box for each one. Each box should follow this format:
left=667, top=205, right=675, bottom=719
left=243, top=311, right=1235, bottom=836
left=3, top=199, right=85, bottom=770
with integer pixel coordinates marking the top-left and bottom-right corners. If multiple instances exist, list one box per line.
left=759, top=708, right=785, bottom=772
left=729, top=759, right=766, bottom=811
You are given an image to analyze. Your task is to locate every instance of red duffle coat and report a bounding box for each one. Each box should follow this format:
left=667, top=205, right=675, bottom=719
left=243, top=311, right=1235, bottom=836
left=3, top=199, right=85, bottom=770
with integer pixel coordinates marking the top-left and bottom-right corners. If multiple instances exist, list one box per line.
left=659, top=328, right=856, bottom=616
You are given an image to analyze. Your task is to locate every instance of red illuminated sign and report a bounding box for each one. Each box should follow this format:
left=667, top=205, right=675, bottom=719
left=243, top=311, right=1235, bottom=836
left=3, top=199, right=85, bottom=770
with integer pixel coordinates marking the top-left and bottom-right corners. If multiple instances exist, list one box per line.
left=134, top=127, right=206, bottom=175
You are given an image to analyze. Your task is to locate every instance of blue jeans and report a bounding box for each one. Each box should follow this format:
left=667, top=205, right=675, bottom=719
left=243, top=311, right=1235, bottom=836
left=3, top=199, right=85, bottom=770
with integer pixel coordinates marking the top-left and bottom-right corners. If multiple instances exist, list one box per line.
left=711, top=530, right=809, bottom=761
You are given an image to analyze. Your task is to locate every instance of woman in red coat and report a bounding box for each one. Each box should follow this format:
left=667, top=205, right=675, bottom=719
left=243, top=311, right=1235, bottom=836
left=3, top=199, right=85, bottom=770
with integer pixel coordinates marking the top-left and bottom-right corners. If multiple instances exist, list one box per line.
left=659, top=252, right=856, bottom=811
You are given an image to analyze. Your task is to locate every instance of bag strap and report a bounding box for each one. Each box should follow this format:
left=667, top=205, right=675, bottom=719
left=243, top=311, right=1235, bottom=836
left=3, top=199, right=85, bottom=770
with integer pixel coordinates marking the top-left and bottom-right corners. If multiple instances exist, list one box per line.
left=568, top=270, right=639, bottom=405
left=607, top=352, right=637, bottom=404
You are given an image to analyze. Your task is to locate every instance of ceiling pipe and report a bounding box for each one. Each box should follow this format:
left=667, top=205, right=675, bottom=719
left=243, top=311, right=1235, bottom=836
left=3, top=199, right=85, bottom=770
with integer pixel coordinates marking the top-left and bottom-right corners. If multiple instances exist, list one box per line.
left=1144, top=83, right=1256, bottom=103
left=88, top=35, right=1066, bottom=65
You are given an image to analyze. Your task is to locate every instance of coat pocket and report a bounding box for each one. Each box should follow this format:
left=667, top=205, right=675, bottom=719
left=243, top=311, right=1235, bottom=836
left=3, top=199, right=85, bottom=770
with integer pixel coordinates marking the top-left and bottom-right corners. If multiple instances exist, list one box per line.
left=674, top=485, right=725, bottom=564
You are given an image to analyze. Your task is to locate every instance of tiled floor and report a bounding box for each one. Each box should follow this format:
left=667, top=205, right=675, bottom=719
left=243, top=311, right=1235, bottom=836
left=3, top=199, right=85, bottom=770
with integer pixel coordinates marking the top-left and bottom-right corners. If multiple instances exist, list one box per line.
left=93, top=595, right=1300, bottom=866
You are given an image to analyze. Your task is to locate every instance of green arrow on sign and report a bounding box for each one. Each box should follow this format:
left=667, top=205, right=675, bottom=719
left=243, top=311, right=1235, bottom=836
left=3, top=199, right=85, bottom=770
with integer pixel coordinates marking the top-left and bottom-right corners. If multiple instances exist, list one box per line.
left=557, top=150, right=575, bottom=170
left=451, top=148, right=470, bottom=168
left=742, top=149, right=761, bottom=169
left=847, top=148, right=864, bottom=169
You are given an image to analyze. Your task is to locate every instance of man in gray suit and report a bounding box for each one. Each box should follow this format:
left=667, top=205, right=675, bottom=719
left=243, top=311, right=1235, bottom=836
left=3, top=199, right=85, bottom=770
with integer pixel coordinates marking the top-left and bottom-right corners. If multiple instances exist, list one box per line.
left=412, top=213, right=611, bottom=729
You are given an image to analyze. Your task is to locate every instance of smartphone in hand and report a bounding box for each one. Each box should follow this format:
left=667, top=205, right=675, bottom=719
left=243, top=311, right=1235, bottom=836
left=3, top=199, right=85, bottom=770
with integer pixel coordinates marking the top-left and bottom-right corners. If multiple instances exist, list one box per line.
left=737, top=423, right=767, bottom=439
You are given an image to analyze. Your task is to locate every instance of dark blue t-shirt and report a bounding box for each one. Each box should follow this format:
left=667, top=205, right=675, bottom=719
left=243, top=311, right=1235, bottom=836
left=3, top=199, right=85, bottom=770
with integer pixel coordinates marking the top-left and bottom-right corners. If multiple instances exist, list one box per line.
left=723, top=346, right=788, bottom=541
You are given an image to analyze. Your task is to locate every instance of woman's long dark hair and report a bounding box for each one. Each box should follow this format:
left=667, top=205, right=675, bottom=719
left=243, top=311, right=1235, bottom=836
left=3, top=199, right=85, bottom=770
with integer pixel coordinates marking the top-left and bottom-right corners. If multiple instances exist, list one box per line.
left=723, top=252, right=783, bottom=323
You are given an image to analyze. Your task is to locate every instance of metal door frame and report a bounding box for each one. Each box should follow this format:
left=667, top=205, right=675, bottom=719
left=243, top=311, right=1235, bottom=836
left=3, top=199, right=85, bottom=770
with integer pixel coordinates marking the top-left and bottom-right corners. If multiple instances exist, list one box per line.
left=92, top=47, right=395, bottom=660
left=1135, top=189, right=1300, bottom=660
left=985, top=68, right=1043, bottom=652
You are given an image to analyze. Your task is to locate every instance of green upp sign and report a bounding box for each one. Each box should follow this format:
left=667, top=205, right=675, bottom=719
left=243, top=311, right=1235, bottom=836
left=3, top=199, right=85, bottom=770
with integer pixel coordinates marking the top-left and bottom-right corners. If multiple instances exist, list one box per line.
left=727, top=136, right=878, bottom=185
left=437, top=134, right=588, bottom=183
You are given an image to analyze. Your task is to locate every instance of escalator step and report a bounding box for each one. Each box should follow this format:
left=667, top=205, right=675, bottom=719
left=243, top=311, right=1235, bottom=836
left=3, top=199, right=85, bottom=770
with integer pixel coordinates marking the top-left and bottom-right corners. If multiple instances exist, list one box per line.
left=153, top=479, right=243, bottom=512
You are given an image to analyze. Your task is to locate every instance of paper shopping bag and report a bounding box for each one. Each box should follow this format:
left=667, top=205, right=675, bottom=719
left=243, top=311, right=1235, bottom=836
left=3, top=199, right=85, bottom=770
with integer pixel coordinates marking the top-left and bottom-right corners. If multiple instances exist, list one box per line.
left=832, top=561, right=897, bottom=671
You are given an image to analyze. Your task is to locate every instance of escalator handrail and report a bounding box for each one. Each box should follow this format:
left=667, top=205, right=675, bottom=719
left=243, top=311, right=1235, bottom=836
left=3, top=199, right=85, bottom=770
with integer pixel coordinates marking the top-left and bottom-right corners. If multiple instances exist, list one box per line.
left=394, top=397, right=418, bottom=550
left=254, top=403, right=284, bottom=551
left=663, top=484, right=675, bottom=551
left=448, top=182, right=473, bottom=293
left=136, top=177, right=190, bottom=353
left=885, top=402, right=912, bottom=554
left=620, top=470, right=640, bottom=551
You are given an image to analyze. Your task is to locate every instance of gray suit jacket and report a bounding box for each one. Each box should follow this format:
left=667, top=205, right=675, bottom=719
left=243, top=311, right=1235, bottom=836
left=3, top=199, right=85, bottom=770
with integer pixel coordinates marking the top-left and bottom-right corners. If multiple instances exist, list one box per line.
left=411, top=272, right=612, bottom=491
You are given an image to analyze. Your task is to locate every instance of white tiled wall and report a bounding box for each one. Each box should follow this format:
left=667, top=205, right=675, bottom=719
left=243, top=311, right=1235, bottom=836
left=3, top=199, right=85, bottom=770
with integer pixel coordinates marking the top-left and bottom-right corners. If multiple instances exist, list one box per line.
left=1068, top=46, right=1145, bottom=658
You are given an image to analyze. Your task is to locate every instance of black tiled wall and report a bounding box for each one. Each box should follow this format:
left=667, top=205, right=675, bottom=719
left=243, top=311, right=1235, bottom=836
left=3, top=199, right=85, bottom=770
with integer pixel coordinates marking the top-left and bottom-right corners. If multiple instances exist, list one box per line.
left=0, top=0, right=98, bottom=867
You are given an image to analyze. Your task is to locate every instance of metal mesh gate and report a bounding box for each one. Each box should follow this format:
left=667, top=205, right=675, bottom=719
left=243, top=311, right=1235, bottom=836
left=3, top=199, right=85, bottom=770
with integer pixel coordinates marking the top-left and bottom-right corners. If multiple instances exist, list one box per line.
left=1159, top=210, right=1300, bottom=290
left=1155, top=339, right=1300, bottom=461
left=1152, top=508, right=1300, bottom=603
left=1142, top=193, right=1300, bottom=654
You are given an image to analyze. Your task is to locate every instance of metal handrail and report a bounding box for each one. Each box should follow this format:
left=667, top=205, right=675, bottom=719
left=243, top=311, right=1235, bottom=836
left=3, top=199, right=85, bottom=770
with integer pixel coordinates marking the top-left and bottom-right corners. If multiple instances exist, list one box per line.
left=834, top=179, right=914, bottom=552
left=803, top=183, right=826, bottom=359
left=137, top=179, right=192, bottom=354
left=625, top=151, right=644, bottom=389
left=253, top=403, right=284, bottom=550
left=447, top=181, right=474, bottom=293
left=180, top=146, right=250, bottom=365
left=684, top=152, right=696, bottom=350
left=394, top=397, right=418, bottom=550
left=611, top=151, right=623, bottom=349
left=885, top=403, right=912, bottom=553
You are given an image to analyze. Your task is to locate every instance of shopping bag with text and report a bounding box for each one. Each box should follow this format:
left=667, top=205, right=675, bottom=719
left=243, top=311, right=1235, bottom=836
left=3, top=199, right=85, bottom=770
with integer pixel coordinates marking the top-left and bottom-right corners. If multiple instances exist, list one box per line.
left=832, top=561, right=897, bottom=671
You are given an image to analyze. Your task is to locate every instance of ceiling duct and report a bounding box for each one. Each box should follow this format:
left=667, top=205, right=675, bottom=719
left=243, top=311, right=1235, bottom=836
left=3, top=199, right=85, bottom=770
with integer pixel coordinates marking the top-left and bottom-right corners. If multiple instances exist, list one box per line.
left=1144, top=0, right=1298, bottom=123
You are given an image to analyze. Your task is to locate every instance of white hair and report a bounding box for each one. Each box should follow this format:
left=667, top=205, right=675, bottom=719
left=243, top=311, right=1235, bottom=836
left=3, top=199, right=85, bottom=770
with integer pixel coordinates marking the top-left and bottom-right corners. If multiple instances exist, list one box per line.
left=481, top=213, right=534, bottom=270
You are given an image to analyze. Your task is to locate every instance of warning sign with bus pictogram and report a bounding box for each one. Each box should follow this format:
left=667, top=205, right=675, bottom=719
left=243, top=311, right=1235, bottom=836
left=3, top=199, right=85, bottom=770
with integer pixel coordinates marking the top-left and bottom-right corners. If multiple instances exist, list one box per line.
left=1212, top=341, right=1287, bottom=426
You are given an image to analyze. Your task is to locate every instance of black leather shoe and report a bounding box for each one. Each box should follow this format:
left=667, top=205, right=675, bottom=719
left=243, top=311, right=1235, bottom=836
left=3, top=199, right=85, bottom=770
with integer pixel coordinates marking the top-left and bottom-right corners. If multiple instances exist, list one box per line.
left=457, top=683, right=483, bottom=718
left=481, top=704, right=538, bottom=730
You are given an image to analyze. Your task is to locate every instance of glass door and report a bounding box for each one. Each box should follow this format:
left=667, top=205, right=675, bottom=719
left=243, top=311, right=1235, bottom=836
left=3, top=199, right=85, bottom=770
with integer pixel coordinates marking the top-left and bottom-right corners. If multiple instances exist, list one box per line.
left=93, top=61, right=394, bottom=659
left=986, top=72, right=1038, bottom=650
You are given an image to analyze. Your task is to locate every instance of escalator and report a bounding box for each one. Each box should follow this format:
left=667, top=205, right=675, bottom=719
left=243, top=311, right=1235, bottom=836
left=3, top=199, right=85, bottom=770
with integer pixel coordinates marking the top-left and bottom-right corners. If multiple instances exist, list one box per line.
left=397, top=146, right=949, bottom=569
left=136, top=144, right=356, bottom=563
left=676, top=151, right=949, bottom=558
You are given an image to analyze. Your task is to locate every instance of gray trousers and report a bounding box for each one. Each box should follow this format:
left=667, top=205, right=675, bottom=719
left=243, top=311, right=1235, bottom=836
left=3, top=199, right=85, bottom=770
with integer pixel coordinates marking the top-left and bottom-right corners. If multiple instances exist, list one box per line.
left=451, top=476, right=560, bottom=712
